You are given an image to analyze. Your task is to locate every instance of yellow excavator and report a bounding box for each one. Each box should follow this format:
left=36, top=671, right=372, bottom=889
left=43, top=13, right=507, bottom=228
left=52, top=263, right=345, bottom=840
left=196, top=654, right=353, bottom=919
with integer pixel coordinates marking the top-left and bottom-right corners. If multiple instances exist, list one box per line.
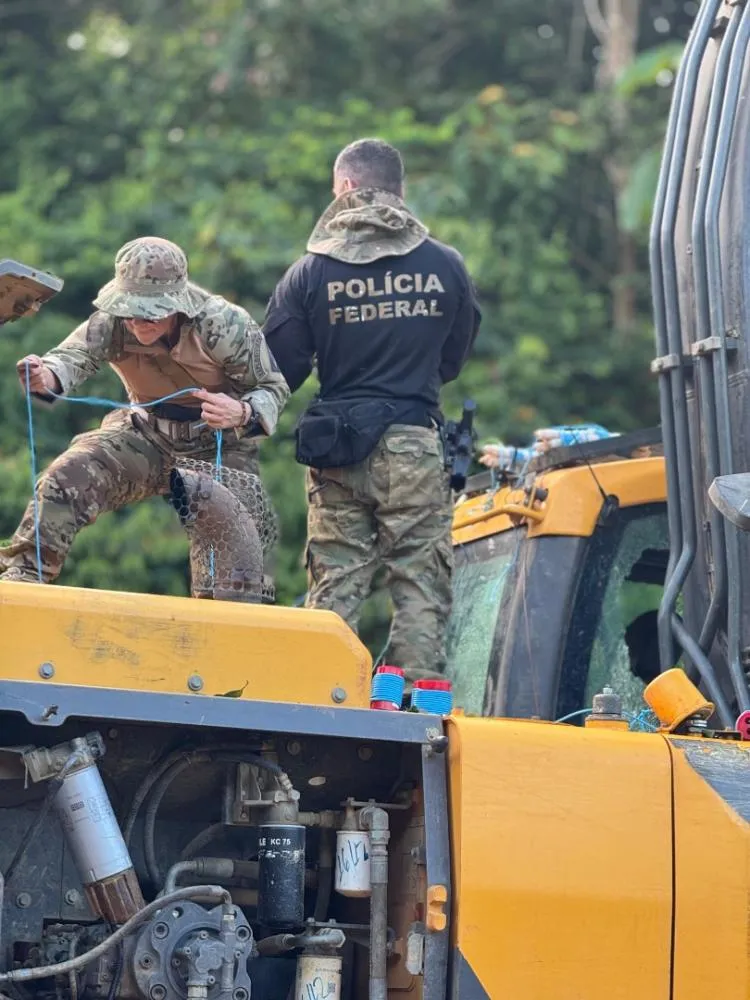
left=1, top=3, right=750, bottom=996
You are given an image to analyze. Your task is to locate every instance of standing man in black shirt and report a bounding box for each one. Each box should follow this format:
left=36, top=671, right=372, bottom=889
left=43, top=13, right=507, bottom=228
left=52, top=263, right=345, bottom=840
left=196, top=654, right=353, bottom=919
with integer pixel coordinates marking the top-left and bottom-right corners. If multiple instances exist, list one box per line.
left=264, top=137, right=480, bottom=682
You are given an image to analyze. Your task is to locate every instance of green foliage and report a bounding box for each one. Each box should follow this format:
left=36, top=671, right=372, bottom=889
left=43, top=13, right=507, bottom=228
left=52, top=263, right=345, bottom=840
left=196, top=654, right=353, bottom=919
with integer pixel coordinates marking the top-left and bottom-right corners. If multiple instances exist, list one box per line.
left=0, top=0, right=688, bottom=653
left=616, top=42, right=684, bottom=97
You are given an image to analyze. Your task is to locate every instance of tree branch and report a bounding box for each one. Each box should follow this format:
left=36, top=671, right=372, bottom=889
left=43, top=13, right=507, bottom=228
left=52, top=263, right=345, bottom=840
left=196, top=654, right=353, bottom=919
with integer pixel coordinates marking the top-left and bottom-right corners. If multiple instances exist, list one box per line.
left=582, top=0, right=609, bottom=43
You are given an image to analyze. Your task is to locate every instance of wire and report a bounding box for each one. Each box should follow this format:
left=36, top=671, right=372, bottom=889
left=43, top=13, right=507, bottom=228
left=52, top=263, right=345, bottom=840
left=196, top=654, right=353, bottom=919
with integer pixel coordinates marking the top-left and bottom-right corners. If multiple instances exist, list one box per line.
left=4, top=751, right=82, bottom=884
left=554, top=708, right=592, bottom=724
left=3, top=776, right=63, bottom=884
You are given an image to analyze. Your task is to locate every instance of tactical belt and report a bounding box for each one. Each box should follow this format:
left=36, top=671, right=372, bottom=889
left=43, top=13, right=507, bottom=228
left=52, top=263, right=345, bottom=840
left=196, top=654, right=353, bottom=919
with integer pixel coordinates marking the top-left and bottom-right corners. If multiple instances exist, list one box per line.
left=151, top=402, right=202, bottom=421
left=149, top=415, right=207, bottom=442
left=143, top=401, right=207, bottom=443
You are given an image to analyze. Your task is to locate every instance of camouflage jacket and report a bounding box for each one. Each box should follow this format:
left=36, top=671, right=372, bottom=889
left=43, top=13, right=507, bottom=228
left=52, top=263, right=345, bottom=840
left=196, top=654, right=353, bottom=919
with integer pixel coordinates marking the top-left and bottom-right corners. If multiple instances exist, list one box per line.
left=41, top=289, right=289, bottom=436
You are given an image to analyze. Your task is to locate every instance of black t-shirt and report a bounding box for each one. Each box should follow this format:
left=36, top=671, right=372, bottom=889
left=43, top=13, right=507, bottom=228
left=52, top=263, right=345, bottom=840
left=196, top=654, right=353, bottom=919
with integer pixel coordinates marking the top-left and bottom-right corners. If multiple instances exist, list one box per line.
left=263, top=238, right=481, bottom=409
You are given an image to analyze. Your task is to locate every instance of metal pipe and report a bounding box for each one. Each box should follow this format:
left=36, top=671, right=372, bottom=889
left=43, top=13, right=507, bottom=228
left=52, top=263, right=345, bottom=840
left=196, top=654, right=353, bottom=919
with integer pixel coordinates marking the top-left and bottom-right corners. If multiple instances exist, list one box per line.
left=690, top=7, right=742, bottom=657
left=703, top=0, right=750, bottom=711
left=164, top=858, right=236, bottom=894
left=648, top=0, right=717, bottom=670
left=359, top=806, right=390, bottom=1000
left=671, top=614, right=733, bottom=726
left=696, top=356, right=726, bottom=654
left=655, top=0, right=723, bottom=672
left=163, top=857, right=317, bottom=894
left=256, top=928, right=346, bottom=958
left=313, top=829, right=334, bottom=923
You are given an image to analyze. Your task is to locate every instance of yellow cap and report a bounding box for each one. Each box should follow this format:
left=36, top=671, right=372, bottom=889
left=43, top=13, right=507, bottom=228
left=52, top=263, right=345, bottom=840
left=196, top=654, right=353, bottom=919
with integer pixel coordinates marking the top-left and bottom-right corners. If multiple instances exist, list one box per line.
left=644, top=668, right=713, bottom=731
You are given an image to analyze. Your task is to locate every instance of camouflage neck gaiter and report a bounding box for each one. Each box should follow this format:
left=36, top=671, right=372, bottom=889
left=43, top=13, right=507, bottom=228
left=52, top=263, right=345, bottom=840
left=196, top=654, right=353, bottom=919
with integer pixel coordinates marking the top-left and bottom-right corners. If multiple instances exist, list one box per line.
left=306, top=188, right=429, bottom=264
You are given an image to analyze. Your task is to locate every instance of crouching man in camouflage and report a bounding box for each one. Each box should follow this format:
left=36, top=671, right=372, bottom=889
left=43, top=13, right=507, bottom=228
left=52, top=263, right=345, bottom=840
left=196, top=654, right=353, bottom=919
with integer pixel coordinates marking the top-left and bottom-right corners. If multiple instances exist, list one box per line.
left=0, top=236, right=289, bottom=585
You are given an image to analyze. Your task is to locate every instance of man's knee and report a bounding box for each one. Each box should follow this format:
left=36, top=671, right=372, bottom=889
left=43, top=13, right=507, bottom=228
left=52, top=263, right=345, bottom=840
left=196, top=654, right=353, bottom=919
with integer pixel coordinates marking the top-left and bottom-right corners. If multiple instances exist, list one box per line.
left=39, top=450, right=115, bottom=529
left=304, top=533, right=375, bottom=629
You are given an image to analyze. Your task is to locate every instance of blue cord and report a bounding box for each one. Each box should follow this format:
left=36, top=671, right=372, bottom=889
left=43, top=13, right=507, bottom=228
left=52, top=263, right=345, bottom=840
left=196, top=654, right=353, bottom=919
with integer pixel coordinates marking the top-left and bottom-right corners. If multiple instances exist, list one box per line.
left=209, top=429, right=223, bottom=580
left=214, top=429, right=223, bottom=476
left=39, top=385, right=203, bottom=411
left=554, top=705, right=660, bottom=732
left=24, top=362, right=43, bottom=583
left=22, top=367, right=227, bottom=585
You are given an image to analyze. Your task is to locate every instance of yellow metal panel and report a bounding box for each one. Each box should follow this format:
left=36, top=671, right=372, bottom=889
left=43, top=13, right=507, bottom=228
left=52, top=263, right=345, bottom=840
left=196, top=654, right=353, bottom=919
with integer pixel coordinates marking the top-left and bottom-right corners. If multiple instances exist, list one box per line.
left=452, top=456, right=666, bottom=545
left=0, top=581, right=371, bottom=707
left=669, top=740, right=750, bottom=998
left=447, top=716, right=673, bottom=999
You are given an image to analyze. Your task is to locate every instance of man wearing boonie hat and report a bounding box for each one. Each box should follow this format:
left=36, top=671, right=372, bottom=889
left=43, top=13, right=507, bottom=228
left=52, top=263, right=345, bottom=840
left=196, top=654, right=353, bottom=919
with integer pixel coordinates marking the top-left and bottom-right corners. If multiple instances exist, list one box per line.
left=0, top=236, right=289, bottom=585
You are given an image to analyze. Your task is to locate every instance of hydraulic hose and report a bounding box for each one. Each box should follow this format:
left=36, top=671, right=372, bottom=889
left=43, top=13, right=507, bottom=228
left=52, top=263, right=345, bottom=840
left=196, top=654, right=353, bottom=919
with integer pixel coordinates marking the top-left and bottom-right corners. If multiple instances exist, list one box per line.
left=143, top=753, right=293, bottom=889
left=123, top=742, right=264, bottom=847
left=164, top=858, right=263, bottom=894
left=179, top=823, right=228, bottom=862
left=0, top=886, right=231, bottom=984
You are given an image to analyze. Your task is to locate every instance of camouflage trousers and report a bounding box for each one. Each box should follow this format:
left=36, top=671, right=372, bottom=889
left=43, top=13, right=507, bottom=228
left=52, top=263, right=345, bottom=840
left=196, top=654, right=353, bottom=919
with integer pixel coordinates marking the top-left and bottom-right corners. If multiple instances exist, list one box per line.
left=304, top=424, right=453, bottom=681
left=0, top=409, right=260, bottom=585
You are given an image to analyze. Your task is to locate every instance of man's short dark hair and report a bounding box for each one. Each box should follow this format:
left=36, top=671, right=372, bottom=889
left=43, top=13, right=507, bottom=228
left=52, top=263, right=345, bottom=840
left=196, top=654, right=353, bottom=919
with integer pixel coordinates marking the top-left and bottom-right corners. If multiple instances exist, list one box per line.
left=334, top=138, right=405, bottom=195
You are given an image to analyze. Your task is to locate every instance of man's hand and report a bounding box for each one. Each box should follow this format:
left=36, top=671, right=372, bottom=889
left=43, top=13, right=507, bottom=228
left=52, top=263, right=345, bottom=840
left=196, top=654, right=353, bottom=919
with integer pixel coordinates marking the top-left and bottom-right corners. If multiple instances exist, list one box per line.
left=16, top=355, right=60, bottom=395
left=194, top=389, right=250, bottom=430
left=478, top=444, right=502, bottom=468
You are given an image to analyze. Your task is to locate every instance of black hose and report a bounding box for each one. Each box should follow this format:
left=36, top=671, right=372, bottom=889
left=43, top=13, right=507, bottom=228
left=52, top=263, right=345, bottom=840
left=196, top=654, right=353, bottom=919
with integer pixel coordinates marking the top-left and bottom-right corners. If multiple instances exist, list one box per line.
left=179, top=823, right=228, bottom=862
left=143, top=758, right=193, bottom=887
left=123, top=742, right=263, bottom=847
left=3, top=777, right=63, bottom=885
left=0, top=886, right=231, bottom=984
left=143, top=753, right=290, bottom=890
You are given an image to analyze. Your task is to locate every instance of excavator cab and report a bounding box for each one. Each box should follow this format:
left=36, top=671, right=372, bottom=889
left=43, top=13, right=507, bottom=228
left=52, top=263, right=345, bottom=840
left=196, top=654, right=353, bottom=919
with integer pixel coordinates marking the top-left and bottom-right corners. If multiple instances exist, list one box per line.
left=446, top=429, right=669, bottom=719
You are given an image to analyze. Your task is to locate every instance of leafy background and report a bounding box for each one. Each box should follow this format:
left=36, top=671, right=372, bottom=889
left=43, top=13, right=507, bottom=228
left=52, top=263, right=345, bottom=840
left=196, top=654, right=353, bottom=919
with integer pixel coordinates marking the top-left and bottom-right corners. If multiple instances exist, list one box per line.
left=0, top=0, right=692, bottom=652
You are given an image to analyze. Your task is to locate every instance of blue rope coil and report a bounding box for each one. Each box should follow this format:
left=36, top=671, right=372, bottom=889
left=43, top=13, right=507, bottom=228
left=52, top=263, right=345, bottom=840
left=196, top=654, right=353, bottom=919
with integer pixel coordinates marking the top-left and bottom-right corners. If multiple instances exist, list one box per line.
left=411, top=687, right=453, bottom=715
left=22, top=364, right=225, bottom=586
left=370, top=670, right=405, bottom=709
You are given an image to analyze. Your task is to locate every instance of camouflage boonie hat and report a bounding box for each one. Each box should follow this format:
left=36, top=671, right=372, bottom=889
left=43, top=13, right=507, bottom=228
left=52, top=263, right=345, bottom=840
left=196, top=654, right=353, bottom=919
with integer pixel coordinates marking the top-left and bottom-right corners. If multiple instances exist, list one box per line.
left=307, top=188, right=429, bottom=264
left=93, top=237, right=205, bottom=319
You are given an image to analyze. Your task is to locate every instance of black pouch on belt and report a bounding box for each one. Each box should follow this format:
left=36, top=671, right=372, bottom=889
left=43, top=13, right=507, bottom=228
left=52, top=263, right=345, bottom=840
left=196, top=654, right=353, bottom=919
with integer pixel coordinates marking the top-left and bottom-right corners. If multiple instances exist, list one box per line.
left=295, top=398, right=398, bottom=469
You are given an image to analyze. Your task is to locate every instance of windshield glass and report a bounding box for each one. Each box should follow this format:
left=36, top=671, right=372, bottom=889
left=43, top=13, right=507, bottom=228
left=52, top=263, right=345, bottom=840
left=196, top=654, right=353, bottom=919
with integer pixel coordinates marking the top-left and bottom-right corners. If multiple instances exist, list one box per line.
left=556, top=504, right=669, bottom=720
left=445, top=528, right=520, bottom=714
left=583, top=512, right=667, bottom=713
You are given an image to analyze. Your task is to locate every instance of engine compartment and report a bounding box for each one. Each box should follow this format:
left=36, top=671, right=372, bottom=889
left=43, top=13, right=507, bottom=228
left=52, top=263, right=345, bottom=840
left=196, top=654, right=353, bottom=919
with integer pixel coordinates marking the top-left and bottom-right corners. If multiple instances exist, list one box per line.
left=0, top=701, right=443, bottom=1000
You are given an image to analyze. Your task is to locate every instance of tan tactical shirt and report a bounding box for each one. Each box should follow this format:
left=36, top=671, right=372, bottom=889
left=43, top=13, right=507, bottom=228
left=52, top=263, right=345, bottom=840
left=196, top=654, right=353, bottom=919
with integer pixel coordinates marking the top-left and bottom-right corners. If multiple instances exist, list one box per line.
left=42, top=290, right=289, bottom=435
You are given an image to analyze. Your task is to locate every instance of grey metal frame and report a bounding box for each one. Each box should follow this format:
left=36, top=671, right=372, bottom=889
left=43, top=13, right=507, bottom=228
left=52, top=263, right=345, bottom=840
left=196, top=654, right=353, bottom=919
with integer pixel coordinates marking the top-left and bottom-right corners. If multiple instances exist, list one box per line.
left=650, top=0, right=750, bottom=721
